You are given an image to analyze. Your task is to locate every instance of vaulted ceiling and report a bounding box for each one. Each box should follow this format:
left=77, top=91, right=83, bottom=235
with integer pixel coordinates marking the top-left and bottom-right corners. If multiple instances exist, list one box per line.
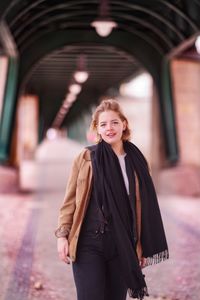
left=3, top=0, right=200, bottom=55
left=27, top=44, right=141, bottom=126
left=0, top=0, right=200, bottom=159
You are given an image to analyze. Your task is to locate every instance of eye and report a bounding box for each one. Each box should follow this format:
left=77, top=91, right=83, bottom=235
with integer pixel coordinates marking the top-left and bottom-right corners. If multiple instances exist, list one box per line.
left=113, top=121, right=119, bottom=125
left=100, top=123, right=106, bottom=127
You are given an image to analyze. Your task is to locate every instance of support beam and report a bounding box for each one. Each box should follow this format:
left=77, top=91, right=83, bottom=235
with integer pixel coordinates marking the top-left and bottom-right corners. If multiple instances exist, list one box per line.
left=167, top=32, right=200, bottom=59
left=0, top=20, right=18, bottom=57
left=160, top=58, right=179, bottom=164
left=0, top=57, right=19, bottom=162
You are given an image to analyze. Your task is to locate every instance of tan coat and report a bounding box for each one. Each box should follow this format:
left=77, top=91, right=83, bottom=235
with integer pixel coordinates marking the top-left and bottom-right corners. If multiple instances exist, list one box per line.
left=56, top=148, right=142, bottom=262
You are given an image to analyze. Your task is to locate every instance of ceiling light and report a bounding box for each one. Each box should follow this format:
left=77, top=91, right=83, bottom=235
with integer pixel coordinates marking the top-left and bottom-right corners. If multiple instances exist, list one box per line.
left=65, top=93, right=77, bottom=103
left=68, top=83, right=82, bottom=95
left=59, top=107, right=67, bottom=115
left=74, top=70, right=89, bottom=83
left=63, top=101, right=70, bottom=109
left=73, top=55, right=89, bottom=83
left=91, top=19, right=117, bottom=37
left=46, top=128, right=58, bottom=140
left=91, top=0, right=117, bottom=37
left=195, top=36, right=200, bottom=54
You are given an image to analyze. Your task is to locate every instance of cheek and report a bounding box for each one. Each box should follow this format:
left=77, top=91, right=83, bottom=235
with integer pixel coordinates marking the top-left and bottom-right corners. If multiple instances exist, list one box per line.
left=118, top=126, right=124, bottom=134
left=97, top=126, right=104, bottom=135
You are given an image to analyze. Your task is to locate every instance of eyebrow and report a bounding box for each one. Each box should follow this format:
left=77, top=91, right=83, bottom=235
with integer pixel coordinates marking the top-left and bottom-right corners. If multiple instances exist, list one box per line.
left=99, top=119, right=119, bottom=124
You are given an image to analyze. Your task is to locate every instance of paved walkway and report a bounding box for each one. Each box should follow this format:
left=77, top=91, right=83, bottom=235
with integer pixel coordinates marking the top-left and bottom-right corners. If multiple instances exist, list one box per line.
left=0, top=138, right=200, bottom=300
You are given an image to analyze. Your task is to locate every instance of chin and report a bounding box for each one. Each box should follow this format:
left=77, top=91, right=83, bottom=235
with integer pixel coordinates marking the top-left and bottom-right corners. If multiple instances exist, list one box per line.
left=103, top=138, right=121, bottom=145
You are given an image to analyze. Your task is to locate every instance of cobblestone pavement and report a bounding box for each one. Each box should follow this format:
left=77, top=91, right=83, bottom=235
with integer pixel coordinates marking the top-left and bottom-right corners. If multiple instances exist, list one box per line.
left=0, top=138, right=200, bottom=300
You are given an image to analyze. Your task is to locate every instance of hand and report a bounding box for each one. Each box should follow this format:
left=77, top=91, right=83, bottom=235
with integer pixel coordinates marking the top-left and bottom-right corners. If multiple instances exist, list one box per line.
left=57, top=237, right=70, bottom=264
left=139, top=257, right=147, bottom=268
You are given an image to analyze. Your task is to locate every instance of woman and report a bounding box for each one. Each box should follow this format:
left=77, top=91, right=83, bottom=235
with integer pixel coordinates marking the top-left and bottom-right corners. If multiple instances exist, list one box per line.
left=55, top=99, right=169, bottom=300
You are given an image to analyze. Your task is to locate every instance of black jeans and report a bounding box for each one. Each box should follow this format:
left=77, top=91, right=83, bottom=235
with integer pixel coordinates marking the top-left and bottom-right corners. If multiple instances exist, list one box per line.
left=72, top=226, right=127, bottom=300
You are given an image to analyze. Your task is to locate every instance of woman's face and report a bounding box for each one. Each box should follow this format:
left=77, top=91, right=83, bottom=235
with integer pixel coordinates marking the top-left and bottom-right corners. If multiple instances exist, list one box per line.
left=97, top=110, right=126, bottom=146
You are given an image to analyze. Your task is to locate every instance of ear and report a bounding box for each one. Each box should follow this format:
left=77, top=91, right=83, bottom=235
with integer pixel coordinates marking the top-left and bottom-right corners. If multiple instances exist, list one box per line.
left=122, top=120, right=127, bottom=131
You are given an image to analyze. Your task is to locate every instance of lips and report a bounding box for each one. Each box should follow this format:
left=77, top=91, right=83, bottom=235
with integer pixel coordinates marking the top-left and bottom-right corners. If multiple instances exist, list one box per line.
left=106, top=133, right=116, bottom=137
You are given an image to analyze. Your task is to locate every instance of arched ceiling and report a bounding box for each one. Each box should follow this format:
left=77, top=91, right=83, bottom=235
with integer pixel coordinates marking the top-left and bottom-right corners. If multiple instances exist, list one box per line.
left=1, top=0, right=199, bottom=56
left=0, top=0, right=200, bottom=158
left=27, top=44, right=141, bottom=127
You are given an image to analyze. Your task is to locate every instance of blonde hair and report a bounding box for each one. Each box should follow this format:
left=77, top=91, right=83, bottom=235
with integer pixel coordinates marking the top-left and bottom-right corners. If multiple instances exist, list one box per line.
left=90, top=98, right=131, bottom=142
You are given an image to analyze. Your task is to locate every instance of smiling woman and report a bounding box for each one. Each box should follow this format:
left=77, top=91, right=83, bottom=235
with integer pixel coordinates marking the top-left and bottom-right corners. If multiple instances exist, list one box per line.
left=55, top=98, right=169, bottom=300
left=90, top=100, right=131, bottom=147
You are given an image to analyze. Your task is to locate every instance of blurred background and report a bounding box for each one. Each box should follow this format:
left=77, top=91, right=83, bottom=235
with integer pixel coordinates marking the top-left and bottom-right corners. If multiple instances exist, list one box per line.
left=0, top=1, right=200, bottom=299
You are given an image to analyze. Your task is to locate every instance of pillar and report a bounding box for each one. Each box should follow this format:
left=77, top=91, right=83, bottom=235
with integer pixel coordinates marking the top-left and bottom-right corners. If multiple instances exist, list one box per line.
left=158, top=59, right=200, bottom=196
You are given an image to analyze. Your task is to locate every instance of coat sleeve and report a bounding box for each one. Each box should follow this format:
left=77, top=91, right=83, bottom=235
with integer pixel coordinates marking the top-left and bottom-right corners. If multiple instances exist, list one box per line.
left=54, top=155, right=80, bottom=239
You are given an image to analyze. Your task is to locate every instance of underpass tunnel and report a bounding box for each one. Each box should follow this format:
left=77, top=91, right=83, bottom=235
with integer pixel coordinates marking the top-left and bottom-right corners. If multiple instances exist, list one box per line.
left=1, top=3, right=200, bottom=300
left=16, top=43, right=156, bottom=191
left=0, top=1, right=200, bottom=196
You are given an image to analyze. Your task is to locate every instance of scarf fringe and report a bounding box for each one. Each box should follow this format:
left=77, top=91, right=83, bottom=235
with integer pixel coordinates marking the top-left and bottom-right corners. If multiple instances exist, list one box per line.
left=145, top=249, right=169, bottom=267
left=128, top=286, right=149, bottom=299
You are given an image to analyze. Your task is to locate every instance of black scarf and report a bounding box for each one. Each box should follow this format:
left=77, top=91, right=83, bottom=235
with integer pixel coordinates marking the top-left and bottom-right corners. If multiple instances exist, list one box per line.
left=89, top=140, right=169, bottom=299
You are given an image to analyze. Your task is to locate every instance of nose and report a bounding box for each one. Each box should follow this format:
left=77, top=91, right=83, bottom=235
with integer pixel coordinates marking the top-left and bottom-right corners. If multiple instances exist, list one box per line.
left=106, top=123, right=113, bottom=130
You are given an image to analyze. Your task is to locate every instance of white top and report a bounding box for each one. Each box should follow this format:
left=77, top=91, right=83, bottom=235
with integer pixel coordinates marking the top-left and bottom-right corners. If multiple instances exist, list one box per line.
left=117, top=153, right=129, bottom=195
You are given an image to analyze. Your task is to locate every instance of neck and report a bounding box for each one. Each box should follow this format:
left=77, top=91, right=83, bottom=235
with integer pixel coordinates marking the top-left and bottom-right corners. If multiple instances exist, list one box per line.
left=111, top=141, right=125, bottom=156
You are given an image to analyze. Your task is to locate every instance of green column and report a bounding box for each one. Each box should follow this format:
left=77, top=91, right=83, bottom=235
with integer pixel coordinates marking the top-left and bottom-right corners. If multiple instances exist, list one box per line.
left=0, top=57, right=18, bottom=162
left=160, top=58, right=179, bottom=164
